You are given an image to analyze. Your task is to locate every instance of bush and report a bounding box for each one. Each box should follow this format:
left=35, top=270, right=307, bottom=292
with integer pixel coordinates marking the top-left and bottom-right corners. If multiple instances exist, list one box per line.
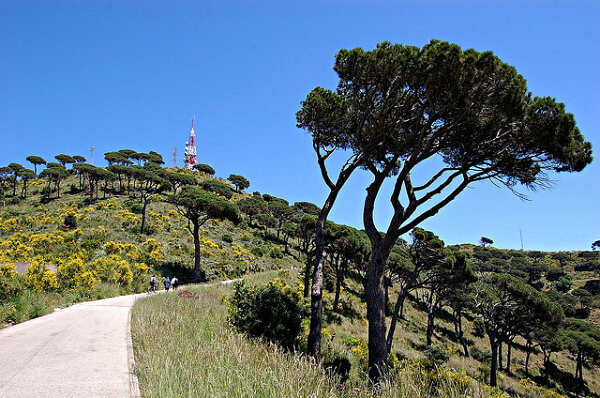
left=125, top=199, right=143, bottom=214
left=227, top=281, right=301, bottom=350
left=63, top=214, right=77, bottom=230
left=250, top=246, right=265, bottom=257
left=222, top=234, right=233, bottom=243
left=322, top=350, right=351, bottom=382
left=424, top=345, right=450, bottom=363
left=471, top=347, right=492, bottom=363
left=9, top=197, right=21, bottom=205
left=269, top=246, right=284, bottom=259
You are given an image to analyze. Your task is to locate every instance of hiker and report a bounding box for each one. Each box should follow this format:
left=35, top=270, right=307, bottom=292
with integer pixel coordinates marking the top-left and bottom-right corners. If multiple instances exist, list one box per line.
left=171, top=277, right=178, bottom=290
left=164, top=276, right=171, bottom=291
left=149, top=275, right=157, bottom=293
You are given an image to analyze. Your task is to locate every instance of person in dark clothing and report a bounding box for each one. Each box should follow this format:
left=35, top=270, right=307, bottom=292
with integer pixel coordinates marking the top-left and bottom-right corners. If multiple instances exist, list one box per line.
left=164, top=276, right=171, bottom=291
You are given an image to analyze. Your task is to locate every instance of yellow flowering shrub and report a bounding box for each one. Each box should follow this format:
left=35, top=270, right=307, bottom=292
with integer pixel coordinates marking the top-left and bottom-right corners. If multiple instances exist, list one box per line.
left=57, top=257, right=86, bottom=287
left=74, top=271, right=96, bottom=291
left=104, top=240, right=124, bottom=255
left=1, top=218, right=18, bottom=232
left=89, top=255, right=133, bottom=286
left=0, top=263, right=18, bottom=279
left=24, top=264, right=59, bottom=292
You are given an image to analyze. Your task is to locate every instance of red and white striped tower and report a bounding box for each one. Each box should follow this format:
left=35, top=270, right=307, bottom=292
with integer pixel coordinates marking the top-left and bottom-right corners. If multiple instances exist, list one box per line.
left=183, top=117, right=197, bottom=169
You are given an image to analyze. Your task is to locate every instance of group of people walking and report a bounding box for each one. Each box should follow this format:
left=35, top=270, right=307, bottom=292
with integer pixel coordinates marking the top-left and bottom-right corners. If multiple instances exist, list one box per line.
left=148, top=275, right=178, bottom=293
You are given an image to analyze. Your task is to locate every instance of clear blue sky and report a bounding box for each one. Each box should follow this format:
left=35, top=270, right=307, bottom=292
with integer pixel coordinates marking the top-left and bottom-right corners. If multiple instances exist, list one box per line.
left=1, top=1, right=598, bottom=251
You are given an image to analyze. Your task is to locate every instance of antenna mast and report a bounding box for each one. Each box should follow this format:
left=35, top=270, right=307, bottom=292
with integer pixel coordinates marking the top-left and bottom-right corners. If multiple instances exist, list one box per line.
left=90, top=145, right=95, bottom=166
left=519, top=227, right=524, bottom=251
left=172, top=147, right=177, bottom=168
left=183, top=117, right=197, bottom=170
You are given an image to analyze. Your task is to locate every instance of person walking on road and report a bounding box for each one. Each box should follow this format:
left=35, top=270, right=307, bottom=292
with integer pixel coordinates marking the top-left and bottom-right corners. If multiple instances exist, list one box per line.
left=171, top=277, right=178, bottom=290
left=164, top=276, right=171, bottom=292
left=149, top=275, right=157, bottom=293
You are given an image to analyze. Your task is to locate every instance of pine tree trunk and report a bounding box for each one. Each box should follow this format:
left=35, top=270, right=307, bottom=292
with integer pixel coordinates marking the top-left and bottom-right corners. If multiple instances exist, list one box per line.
left=455, top=310, right=469, bottom=357
left=366, top=246, right=388, bottom=384
left=525, top=340, right=532, bottom=377
left=307, top=192, right=338, bottom=361
left=333, top=259, right=346, bottom=312
left=426, top=290, right=436, bottom=346
left=498, top=341, right=503, bottom=370
left=193, top=220, right=204, bottom=282
left=303, top=255, right=312, bottom=298
left=386, top=289, right=406, bottom=354
left=506, top=341, right=512, bottom=375
left=489, top=338, right=499, bottom=387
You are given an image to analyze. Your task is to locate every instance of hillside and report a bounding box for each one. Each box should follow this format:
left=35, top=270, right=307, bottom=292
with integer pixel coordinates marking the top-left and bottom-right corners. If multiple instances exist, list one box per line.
left=0, top=162, right=304, bottom=324
left=1, top=156, right=599, bottom=398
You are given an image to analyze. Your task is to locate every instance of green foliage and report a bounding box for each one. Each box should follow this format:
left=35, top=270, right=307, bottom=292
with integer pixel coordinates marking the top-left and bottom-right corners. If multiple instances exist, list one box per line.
left=200, top=180, right=234, bottom=199
left=221, top=234, right=233, bottom=243
left=228, top=281, right=302, bottom=350
left=227, top=174, right=250, bottom=192
left=193, top=163, right=215, bottom=175
left=250, top=246, right=265, bottom=257
left=423, top=345, right=450, bottom=364
left=269, top=246, right=284, bottom=259
left=63, top=214, right=77, bottom=230
left=471, top=347, right=492, bottom=364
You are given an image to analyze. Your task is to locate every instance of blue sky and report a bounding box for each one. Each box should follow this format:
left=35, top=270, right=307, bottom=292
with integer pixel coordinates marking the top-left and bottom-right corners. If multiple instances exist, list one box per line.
left=1, top=1, right=598, bottom=251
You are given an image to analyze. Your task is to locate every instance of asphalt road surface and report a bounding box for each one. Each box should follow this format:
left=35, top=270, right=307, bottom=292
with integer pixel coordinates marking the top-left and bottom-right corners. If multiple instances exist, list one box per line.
left=0, top=294, right=143, bottom=398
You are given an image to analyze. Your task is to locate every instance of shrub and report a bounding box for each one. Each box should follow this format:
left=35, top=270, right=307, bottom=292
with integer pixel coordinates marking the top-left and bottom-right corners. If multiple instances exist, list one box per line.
left=250, top=246, right=265, bottom=257
left=222, top=234, right=233, bottom=243
left=269, top=246, right=284, bottom=259
left=471, top=347, right=492, bottom=363
left=63, top=214, right=77, bottom=230
left=424, top=345, right=450, bottom=364
left=322, top=350, right=351, bottom=382
left=227, top=281, right=301, bottom=350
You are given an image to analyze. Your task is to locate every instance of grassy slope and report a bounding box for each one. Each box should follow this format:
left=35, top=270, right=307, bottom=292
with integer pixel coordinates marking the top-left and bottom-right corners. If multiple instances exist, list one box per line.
left=0, top=172, right=301, bottom=325
left=131, top=272, right=488, bottom=398
left=2, top=173, right=599, bottom=396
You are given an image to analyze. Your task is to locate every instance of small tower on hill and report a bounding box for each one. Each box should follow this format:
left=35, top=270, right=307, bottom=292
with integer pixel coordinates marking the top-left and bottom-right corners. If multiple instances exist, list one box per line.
left=183, top=117, right=197, bottom=170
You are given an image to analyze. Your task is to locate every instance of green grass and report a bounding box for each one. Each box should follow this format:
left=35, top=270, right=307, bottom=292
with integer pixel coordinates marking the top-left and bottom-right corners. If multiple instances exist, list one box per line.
left=131, top=274, right=497, bottom=398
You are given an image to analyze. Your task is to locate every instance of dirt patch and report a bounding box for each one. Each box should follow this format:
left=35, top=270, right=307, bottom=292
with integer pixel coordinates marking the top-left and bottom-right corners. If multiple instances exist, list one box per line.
left=177, top=290, right=199, bottom=299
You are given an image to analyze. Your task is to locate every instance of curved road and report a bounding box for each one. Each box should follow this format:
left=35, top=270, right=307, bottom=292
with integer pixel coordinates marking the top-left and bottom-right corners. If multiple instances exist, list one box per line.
left=0, top=294, right=143, bottom=398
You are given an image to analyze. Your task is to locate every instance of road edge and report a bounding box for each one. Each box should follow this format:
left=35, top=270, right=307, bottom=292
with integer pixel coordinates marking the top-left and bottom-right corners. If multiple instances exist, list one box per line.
left=127, top=297, right=142, bottom=398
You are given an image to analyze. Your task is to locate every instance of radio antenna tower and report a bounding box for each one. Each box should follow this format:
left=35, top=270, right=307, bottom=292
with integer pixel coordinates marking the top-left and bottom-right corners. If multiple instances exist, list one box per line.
left=172, top=147, right=177, bottom=168
left=90, top=145, right=95, bottom=165
left=183, top=117, right=197, bottom=170
left=519, top=227, right=524, bottom=251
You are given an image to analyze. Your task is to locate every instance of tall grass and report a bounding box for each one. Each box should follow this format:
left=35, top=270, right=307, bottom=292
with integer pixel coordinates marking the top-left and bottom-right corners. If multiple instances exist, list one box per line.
left=131, top=281, right=493, bottom=398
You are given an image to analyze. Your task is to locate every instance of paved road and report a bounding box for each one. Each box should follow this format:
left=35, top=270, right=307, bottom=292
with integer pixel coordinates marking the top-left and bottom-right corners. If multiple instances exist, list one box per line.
left=0, top=294, right=143, bottom=398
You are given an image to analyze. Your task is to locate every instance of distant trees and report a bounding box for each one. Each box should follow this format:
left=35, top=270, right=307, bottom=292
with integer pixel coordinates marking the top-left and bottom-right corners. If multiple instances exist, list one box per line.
left=54, top=154, right=75, bottom=168
left=39, top=164, right=69, bottom=198
left=227, top=174, right=250, bottom=193
left=480, top=237, right=494, bottom=248
left=562, top=318, right=600, bottom=390
left=26, top=156, right=46, bottom=175
left=237, top=196, right=267, bottom=225
left=475, top=274, right=563, bottom=387
left=170, top=186, right=241, bottom=282
left=19, top=168, right=35, bottom=198
left=193, top=163, right=215, bottom=176
left=200, top=180, right=234, bottom=199
left=592, top=240, right=600, bottom=251
left=0, top=167, right=11, bottom=206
